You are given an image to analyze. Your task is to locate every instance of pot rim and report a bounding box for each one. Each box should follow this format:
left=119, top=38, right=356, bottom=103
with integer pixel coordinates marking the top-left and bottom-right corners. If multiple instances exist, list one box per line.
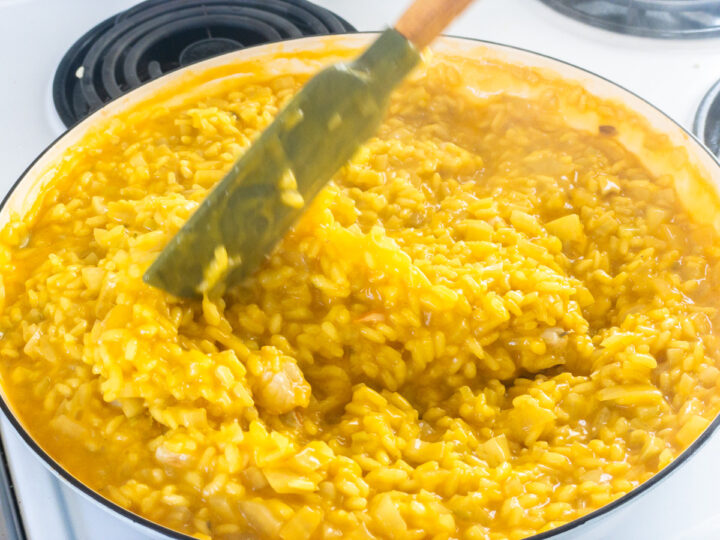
left=3, top=32, right=720, bottom=540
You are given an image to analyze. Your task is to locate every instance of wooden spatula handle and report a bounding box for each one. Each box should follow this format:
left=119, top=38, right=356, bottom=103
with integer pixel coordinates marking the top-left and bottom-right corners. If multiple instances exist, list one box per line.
left=395, top=0, right=475, bottom=49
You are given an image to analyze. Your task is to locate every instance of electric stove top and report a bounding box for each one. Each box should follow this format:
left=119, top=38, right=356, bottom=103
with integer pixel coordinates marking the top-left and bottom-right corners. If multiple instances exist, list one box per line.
left=540, top=0, right=720, bottom=39
left=52, top=0, right=354, bottom=126
left=2, top=1, right=720, bottom=539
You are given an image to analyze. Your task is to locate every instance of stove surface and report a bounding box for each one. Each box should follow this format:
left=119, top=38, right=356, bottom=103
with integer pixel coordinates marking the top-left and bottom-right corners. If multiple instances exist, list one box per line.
left=2, top=1, right=720, bottom=539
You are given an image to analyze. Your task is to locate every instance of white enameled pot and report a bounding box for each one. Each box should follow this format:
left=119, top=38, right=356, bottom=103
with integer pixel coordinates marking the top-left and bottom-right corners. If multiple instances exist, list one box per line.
left=3, top=33, right=720, bottom=540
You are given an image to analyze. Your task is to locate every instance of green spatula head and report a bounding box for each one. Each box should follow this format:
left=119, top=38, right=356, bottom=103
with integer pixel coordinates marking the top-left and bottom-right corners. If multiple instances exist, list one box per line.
left=144, top=29, right=420, bottom=298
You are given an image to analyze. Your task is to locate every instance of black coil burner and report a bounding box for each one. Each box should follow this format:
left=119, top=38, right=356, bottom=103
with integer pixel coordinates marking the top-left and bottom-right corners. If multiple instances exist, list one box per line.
left=539, top=0, right=720, bottom=39
left=695, top=79, right=720, bottom=157
left=52, top=0, right=355, bottom=127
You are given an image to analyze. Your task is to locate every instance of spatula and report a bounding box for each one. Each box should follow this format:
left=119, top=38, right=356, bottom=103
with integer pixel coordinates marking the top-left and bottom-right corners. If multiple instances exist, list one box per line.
left=144, top=0, right=476, bottom=298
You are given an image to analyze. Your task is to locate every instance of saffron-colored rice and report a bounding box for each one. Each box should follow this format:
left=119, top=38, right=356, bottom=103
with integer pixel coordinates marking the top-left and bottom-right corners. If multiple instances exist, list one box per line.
left=1, top=44, right=720, bottom=540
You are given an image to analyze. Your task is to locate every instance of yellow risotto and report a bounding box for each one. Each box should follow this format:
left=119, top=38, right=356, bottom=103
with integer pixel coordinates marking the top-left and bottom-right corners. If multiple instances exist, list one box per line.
left=1, top=45, right=720, bottom=540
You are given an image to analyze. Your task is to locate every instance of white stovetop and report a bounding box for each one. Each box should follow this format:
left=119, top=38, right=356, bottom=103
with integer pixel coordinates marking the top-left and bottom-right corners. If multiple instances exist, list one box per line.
left=2, top=1, right=720, bottom=539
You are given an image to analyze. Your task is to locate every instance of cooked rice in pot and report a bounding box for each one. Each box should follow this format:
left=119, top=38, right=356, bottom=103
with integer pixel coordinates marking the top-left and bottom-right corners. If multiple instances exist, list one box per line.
left=1, top=46, right=720, bottom=540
